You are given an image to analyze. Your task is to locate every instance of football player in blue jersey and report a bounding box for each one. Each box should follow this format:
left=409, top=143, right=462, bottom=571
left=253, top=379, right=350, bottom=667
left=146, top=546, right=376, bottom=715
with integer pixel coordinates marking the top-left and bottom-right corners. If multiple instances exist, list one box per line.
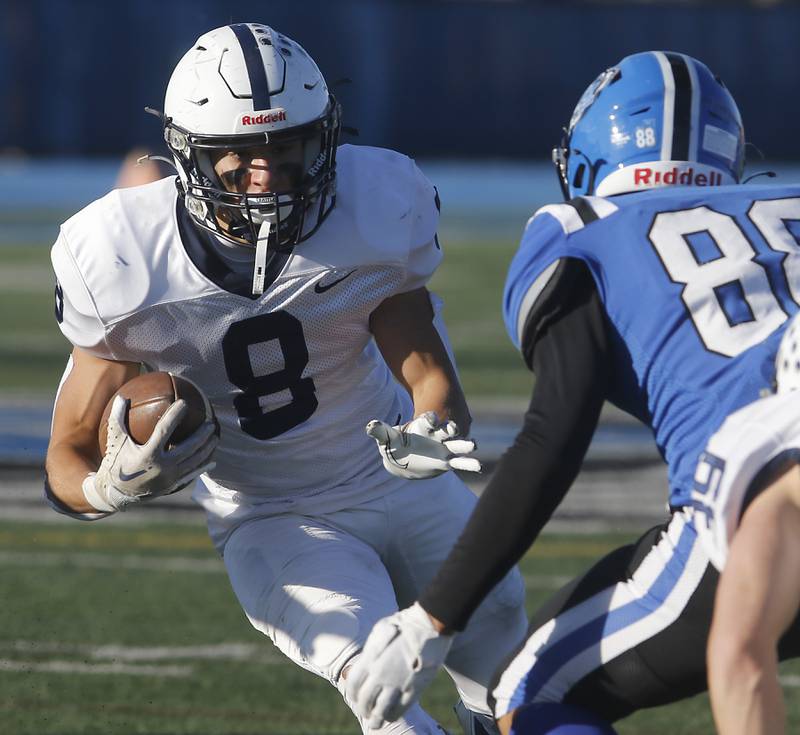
left=347, top=51, right=800, bottom=734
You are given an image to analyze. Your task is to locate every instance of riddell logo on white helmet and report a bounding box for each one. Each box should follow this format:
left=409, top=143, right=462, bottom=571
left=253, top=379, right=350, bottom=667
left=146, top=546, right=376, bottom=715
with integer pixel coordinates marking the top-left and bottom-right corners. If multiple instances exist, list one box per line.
left=633, top=167, right=724, bottom=187
left=240, top=109, right=287, bottom=126
left=595, top=161, right=735, bottom=196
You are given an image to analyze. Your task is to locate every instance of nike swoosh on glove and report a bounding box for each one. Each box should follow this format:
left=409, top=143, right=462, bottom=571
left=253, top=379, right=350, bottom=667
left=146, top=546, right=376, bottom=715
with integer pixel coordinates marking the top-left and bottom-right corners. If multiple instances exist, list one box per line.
left=366, top=411, right=481, bottom=480
left=345, top=602, right=453, bottom=730
left=83, top=395, right=218, bottom=513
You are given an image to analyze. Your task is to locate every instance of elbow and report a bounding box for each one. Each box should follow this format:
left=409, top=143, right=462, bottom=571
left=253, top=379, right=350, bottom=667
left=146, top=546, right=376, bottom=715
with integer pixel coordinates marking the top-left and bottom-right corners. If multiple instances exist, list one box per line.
left=43, top=475, right=75, bottom=518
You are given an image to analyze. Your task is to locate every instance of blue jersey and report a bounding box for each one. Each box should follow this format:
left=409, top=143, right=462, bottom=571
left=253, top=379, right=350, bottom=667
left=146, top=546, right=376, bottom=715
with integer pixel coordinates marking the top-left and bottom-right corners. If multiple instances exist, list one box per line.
left=504, top=184, right=800, bottom=506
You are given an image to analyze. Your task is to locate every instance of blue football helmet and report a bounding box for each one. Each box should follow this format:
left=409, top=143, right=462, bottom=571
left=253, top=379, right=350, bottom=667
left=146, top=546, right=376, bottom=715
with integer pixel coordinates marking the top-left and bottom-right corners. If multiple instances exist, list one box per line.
left=553, top=51, right=745, bottom=200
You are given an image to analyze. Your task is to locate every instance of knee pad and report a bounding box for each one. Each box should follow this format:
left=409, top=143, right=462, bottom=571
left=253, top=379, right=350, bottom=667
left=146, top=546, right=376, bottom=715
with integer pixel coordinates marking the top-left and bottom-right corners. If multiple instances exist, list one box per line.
left=508, top=703, right=618, bottom=735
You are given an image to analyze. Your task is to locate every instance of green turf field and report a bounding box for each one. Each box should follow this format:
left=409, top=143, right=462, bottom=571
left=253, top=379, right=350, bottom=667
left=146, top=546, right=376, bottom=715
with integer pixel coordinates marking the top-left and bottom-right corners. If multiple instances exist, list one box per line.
left=0, top=244, right=72, bottom=393
left=2, top=518, right=798, bottom=734
left=0, top=237, right=529, bottom=398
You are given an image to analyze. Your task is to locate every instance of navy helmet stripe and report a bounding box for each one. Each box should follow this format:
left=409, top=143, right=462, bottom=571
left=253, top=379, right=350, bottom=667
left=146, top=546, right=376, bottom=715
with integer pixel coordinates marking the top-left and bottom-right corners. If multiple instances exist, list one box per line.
left=665, top=53, right=692, bottom=160
left=230, top=24, right=271, bottom=110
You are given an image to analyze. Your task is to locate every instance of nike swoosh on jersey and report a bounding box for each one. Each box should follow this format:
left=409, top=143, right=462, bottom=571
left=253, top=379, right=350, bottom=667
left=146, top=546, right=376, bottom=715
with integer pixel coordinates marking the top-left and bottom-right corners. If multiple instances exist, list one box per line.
left=314, top=269, right=357, bottom=293
left=118, top=467, right=148, bottom=482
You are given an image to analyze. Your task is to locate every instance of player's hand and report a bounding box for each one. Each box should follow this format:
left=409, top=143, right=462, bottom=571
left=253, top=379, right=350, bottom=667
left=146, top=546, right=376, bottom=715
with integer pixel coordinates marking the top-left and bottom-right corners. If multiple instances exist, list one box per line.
left=346, top=603, right=453, bottom=729
left=84, top=395, right=218, bottom=512
left=366, top=411, right=481, bottom=480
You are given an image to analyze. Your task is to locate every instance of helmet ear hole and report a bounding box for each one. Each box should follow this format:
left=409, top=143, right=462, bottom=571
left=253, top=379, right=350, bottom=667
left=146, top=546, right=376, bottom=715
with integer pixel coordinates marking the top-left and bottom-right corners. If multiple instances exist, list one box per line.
left=572, top=164, right=585, bottom=191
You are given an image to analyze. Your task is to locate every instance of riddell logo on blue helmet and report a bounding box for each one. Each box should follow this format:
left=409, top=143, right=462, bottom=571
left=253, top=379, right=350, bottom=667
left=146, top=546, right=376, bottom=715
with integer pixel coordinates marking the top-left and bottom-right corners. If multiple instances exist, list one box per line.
left=595, top=160, right=736, bottom=196
left=634, top=167, right=725, bottom=187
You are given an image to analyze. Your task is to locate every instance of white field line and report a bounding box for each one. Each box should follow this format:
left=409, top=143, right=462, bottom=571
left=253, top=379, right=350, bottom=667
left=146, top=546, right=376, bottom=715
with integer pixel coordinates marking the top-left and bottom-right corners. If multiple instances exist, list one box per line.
left=1, top=640, right=267, bottom=662
left=0, top=659, right=192, bottom=677
left=0, top=549, right=573, bottom=589
left=780, top=675, right=800, bottom=687
left=0, top=550, right=223, bottom=574
left=0, top=640, right=283, bottom=678
left=92, top=642, right=265, bottom=662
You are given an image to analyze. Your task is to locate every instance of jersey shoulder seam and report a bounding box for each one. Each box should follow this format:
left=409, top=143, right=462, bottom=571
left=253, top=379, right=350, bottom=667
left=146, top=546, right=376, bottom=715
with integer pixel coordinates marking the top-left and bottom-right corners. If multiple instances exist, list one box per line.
left=530, top=196, right=618, bottom=236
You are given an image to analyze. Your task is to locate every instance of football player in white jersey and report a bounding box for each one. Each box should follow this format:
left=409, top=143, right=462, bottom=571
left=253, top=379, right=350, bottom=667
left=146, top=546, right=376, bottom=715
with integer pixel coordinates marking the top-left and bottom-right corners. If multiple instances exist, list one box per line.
left=691, top=314, right=800, bottom=735
left=44, top=23, right=527, bottom=735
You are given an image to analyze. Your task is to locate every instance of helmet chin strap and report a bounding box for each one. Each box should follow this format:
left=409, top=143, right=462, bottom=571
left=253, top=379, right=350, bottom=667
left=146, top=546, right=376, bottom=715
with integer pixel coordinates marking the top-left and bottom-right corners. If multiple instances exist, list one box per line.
left=251, top=218, right=274, bottom=296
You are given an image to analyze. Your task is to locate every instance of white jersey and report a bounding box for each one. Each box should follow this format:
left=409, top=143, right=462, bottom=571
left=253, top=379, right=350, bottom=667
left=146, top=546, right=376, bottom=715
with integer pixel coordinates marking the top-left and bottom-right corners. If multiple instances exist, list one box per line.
left=52, top=144, right=442, bottom=512
left=691, top=389, right=800, bottom=570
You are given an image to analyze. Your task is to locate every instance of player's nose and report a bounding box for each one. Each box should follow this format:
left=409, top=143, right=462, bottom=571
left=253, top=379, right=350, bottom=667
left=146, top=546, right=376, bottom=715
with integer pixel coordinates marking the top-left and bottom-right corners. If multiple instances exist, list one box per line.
left=247, top=158, right=272, bottom=192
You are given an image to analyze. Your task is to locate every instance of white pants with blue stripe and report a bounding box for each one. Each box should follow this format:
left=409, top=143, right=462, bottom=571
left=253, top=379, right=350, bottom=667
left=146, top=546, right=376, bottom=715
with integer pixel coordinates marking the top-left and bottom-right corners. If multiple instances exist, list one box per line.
left=491, top=508, right=711, bottom=720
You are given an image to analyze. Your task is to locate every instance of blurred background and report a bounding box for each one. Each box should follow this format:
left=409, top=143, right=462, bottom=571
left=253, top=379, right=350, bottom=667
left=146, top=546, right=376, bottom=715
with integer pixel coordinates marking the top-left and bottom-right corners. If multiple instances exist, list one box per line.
left=4, top=0, right=800, bottom=434
left=2, top=2, right=800, bottom=732
left=4, top=0, right=799, bottom=158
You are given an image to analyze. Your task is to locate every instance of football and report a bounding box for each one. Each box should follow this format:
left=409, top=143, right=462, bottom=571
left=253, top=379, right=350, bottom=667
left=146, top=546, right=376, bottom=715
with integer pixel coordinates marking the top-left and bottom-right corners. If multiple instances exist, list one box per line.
left=98, top=372, right=213, bottom=455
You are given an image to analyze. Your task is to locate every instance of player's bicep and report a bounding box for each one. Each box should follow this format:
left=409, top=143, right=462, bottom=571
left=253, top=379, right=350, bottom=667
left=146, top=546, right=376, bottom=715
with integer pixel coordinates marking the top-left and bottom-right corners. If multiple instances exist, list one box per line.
left=49, top=347, right=139, bottom=460
left=369, top=287, right=454, bottom=390
left=519, top=258, right=605, bottom=370
left=402, top=163, right=443, bottom=292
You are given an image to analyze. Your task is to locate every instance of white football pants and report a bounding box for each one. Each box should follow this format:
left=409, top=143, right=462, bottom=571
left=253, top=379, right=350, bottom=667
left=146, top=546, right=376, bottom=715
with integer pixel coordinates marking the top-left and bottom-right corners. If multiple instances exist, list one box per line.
left=218, top=472, right=527, bottom=732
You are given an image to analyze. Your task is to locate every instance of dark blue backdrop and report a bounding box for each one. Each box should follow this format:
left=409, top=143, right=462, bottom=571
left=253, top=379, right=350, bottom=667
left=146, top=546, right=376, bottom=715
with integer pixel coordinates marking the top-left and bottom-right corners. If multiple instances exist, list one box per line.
left=2, top=0, right=797, bottom=160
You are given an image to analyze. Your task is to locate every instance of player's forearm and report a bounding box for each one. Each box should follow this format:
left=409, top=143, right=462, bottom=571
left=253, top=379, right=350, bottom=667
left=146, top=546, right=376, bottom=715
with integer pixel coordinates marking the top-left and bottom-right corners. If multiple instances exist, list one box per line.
left=45, top=440, right=101, bottom=513
left=409, top=368, right=471, bottom=434
left=419, top=263, right=610, bottom=630
left=708, top=481, right=800, bottom=735
left=709, top=643, right=784, bottom=735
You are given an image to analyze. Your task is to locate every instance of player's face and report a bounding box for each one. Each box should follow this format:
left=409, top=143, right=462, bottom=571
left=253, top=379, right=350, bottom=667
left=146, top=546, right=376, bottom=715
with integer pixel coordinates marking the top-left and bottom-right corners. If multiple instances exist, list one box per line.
left=212, top=142, right=305, bottom=195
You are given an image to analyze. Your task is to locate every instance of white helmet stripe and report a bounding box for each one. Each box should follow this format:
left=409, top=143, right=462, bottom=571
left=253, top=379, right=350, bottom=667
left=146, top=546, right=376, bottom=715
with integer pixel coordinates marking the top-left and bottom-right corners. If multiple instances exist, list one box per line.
left=653, top=51, right=675, bottom=160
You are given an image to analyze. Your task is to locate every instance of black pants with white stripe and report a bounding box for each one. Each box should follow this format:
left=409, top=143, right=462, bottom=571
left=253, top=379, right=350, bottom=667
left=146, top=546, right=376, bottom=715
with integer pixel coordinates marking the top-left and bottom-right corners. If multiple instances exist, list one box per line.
left=489, top=509, right=800, bottom=722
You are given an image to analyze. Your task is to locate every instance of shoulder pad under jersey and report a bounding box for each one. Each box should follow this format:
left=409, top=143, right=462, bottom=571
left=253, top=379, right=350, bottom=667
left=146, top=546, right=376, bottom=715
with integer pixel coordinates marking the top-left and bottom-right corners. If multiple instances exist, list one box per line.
left=328, top=144, right=442, bottom=290
left=52, top=176, right=218, bottom=354
left=504, top=196, right=618, bottom=349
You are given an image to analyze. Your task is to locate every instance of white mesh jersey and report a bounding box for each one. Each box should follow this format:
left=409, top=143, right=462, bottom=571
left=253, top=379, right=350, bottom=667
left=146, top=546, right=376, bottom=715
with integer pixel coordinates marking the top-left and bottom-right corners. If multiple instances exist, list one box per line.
left=51, top=144, right=442, bottom=510
left=691, top=389, right=800, bottom=570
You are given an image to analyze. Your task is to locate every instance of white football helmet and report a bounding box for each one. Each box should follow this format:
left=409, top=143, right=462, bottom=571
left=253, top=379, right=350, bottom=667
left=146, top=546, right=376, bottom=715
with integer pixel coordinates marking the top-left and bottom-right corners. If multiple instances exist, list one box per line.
left=776, top=313, right=800, bottom=394
left=162, top=23, right=341, bottom=252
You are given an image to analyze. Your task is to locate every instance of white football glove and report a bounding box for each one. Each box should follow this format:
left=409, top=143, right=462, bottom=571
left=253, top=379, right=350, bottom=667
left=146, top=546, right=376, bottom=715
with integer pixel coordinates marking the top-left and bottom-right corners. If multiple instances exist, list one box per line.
left=346, top=602, right=453, bottom=730
left=366, top=411, right=482, bottom=480
left=82, top=395, right=218, bottom=513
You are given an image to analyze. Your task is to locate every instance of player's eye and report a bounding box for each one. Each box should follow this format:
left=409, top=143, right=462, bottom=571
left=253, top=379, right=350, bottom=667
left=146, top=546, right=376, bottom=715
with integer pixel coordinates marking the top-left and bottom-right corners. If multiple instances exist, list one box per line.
left=220, top=168, right=248, bottom=191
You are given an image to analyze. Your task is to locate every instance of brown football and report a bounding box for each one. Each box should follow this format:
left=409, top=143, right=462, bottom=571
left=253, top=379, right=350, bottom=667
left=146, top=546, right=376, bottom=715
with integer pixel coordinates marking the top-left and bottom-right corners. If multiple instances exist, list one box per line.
left=98, top=372, right=213, bottom=455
